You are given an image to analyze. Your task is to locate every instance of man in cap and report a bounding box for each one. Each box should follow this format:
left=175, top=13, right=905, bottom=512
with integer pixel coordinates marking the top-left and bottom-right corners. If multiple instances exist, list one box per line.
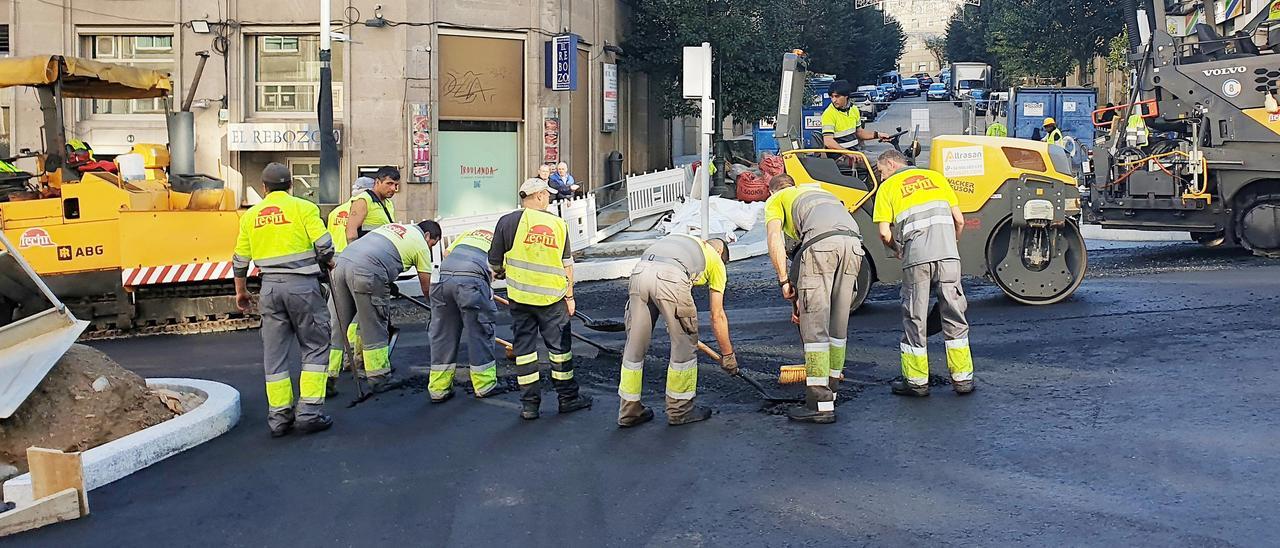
left=233, top=162, right=335, bottom=437
left=345, top=166, right=400, bottom=243
left=489, top=178, right=591, bottom=420
left=872, top=150, right=974, bottom=397
left=765, top=173, right=864, bottom=424
left=1041, top=117, right=1064, bottom=146
left=324, top=176, right=376, bottom=393
left=427, top=228, right=502, bottom=402
left=617, top=235, right=738, bottom=427
left=331, top=220, right=442, bottom=392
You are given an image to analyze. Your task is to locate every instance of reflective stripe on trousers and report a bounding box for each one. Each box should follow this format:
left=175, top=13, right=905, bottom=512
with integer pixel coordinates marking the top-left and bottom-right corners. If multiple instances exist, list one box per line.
left=617, top=261, right=701, bottom=423
left=900, top=259, right=973, bottom=386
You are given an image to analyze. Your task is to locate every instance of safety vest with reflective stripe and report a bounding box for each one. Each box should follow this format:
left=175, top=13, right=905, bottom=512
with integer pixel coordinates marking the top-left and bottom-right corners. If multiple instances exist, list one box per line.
left=355, top=190, right=395, bottom=232
left=1043, top=127, right=1063, bottom=145
left=820, top=103, right=862, bottom=150
left=448, top=228, right=494, bottom=254
left=0, top=160, right=19, bottom=173
left=1126, top=113, right=1148, bottom=135
left=67, top=139, right=95, bottom=159
left=327, top=198, right=355, bottom=253
left=504, top=208, right=569, bottom=306
left=233, top=191, right=333, bottom=277
left=986, top=122, right=1007, bottom=137
left=873, top=168, right=960, bottom=268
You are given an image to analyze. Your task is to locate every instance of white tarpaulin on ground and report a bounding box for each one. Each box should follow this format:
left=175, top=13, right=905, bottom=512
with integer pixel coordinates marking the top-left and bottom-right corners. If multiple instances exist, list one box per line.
left=661, top=197, right=764, bottom=242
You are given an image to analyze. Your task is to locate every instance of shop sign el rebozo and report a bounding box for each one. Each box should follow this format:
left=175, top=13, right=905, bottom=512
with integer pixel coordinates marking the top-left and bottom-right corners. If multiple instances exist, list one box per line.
left=228, top=123, right=343, bottom=151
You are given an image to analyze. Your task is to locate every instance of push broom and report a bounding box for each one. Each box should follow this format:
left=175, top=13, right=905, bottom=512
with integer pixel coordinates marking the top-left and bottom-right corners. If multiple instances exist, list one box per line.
left=778, top=301, right=943, bottom=384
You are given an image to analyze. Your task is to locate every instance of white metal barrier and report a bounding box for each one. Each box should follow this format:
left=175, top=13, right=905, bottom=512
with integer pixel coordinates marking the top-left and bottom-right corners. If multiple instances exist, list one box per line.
left=552, top=196, right=598, bottom=252
left=626, top=168, right=686, bottom=221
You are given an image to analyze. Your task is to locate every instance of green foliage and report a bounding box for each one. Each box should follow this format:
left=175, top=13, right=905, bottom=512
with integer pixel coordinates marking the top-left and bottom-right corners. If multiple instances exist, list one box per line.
left=623, top=0, right=905, bottom=122
left=924, top=35, right=948, bottom=69
left=1105, top=29, right=1129, bottom=73
left=946, top=0, right=1124, bottom=83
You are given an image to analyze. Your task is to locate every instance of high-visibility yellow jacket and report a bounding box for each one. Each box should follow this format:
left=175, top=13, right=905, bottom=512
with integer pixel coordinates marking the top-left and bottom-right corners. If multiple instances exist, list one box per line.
left=504, top=209, right=569, bottom=306
left=233, top=191, right=334, bottom=277
left=354, top=190, right=395, bottom=235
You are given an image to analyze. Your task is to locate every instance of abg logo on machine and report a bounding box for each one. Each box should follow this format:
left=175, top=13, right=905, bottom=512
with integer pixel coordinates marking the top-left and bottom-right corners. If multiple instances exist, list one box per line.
left=1201, top=66, right=1246, bottom=77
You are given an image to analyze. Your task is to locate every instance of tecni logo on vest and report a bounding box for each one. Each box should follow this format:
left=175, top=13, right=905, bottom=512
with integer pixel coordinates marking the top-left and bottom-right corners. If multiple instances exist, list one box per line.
left=1202, top=66, right=1246, bottom=77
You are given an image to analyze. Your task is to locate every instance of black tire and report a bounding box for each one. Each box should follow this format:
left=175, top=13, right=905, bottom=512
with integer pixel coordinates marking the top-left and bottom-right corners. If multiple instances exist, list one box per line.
left=850, top=252, right=874, bottom=314
left=985, top=218, right=1088, bottom=305
left=1235, top=191, right=1280, bottom=258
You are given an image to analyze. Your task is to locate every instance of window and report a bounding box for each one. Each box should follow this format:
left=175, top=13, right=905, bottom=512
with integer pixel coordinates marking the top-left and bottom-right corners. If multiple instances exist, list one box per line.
left=82, top=34, right=175, bottom=116
left=0, top=25, right=10, bottom=56
left=252, top=35, right=343, bottom=115
left=287, top=158, right=321, bottom=203
left=1002, top=147, right=1048, bottom=172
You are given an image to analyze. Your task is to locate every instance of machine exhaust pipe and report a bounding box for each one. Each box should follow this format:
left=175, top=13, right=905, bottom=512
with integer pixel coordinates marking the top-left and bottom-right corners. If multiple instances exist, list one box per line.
left=167, top=51, right=209, bottom=176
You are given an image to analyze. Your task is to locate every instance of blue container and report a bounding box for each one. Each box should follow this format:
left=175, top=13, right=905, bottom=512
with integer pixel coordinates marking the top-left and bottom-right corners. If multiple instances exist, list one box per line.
left=754, top=123, right=779, bottom=158
left=1008, top=87, right=1097, bottom=150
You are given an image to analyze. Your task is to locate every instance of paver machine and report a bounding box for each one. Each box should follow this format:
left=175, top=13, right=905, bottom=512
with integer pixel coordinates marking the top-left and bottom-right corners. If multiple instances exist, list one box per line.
left=0, top=55, right=252, bottom=337
left=774, top=51, right=1088, bottom=310
left=1089, top=0, right=1280, bottom=255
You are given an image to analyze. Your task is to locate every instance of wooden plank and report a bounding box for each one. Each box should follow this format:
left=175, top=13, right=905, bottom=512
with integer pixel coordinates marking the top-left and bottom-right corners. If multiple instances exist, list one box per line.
left=26, top=447, right=88, bottom=516
left=0, top=488, right=81, bottom=538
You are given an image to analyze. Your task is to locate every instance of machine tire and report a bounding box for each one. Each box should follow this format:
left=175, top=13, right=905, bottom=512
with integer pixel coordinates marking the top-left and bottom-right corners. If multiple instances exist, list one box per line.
left=985, top=217, right=1088, bottom=305
left=1235, top=191, right=1280, bottom=258
left=850, top=252, right=874, bottom=314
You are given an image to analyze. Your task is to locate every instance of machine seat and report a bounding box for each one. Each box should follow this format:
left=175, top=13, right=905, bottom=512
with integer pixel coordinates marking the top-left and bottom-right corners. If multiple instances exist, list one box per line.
left=798, top=156, right=869, bottom=191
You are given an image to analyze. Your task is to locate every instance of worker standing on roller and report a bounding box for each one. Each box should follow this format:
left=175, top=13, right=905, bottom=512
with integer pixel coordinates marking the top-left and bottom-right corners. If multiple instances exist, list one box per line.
left=324, top=176, right=375, bottom=393
left=331, top=220, right=441, bottom=392
left=428, top=228, right=501, bottom=402
left=232, top=162, right=335, bottom=437
left=489, top=178, right=593, bottom=420
left=345, top=166, right=399, bottom=244
left=764, top=173, right=864, bottom=424
left=872, top=150, right=975, bottom=397
left=617, top=235, right=738, bottom=428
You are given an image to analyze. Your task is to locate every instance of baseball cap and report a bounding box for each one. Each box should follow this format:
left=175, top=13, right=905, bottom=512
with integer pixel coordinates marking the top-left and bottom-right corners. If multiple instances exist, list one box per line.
left=352, top=176, right=375, bottom=193
left=519, top=177, right=557, bottom=198
left=262, top=162, right=292, bottom=184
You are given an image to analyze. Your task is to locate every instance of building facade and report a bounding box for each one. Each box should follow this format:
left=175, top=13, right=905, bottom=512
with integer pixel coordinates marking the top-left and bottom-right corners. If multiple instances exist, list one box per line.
left=1, top=0, right=669, bottom=220
left=881, top=0, right=961, bottom=76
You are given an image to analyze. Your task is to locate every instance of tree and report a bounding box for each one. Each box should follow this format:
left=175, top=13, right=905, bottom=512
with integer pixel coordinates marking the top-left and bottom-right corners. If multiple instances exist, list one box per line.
left=924, top=35, right=948, bottom=70
left=947, top=0, right=1123, bottom=83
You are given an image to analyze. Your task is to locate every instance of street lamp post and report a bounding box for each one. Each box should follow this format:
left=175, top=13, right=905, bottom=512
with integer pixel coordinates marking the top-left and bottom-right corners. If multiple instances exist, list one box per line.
left=317, top=0, right=339, bottom=205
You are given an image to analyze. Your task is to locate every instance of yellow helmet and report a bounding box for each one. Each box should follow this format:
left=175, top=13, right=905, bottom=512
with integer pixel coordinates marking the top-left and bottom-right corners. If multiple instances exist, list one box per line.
left=1043, top=117, right=1056, bottom=126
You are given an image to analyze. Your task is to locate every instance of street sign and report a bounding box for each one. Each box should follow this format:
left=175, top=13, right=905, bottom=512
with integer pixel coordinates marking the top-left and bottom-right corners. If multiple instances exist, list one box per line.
left=545, top=34, right=579, bottom=91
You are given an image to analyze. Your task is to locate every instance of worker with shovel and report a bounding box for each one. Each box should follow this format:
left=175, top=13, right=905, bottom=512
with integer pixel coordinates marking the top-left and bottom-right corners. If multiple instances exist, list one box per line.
left=489, top=178, right=593, bottom=420
left=232, top=163, right=335, bottom=437
left=872, top=150, right=974, bottom=397
left=617, top=235, right=738, bottom=427
left=427, top=228, right=502, bottom=402
left=324, top=176, right=375, bottom=394
left=330, top=220, right=441, bottom=393
left=765, top=173, right=864, bottom=424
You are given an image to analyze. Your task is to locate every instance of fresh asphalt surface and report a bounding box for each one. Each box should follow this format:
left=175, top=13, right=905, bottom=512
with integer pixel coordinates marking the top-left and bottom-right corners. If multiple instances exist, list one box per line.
left=10, top=238, right=1280, bottom=546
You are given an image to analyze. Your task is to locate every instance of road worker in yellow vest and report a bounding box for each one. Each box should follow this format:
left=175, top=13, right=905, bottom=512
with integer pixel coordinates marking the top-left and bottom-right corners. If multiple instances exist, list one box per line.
left=331, top=221, right=441, bottom=392
left=428, top=228, right=502, bottom=402
left=324, top=176, right=376, bottom=393
left=872, top=150, right=975, bottom=397
left=489, top=178, right=593, bottom=420
left=345, top=166, right=399, bottom=244
left=233, top=162, right=336, bottom=437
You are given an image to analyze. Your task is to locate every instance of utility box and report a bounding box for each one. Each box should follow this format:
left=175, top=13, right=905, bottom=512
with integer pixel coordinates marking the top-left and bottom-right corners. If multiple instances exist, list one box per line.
left=1009, top=87, right=1098, bottom=150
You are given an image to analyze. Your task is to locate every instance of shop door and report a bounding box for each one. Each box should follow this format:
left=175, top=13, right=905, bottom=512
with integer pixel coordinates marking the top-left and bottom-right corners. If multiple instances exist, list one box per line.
left=437, top=125, right=519, bottom=218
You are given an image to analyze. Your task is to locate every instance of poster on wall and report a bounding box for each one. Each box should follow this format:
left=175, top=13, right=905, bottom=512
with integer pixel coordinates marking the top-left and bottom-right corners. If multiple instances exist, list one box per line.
left=409, top=103, right=431, bottom=183
left=437, top=131, right=519, bottom=218
left=602, top=63, right=618, bottom=133
left=543, top=107, right=560, bottom=164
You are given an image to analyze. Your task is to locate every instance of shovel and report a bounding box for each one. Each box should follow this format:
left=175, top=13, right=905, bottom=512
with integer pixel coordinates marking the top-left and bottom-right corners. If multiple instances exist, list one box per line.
left=492, top=295, right=623, bottom=356
left=695, top=341, right=804, bottom=404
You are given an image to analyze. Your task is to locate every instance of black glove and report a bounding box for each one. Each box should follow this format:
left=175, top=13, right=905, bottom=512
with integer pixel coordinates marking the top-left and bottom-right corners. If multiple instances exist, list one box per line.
left=388, top=283, right=402, bottom=297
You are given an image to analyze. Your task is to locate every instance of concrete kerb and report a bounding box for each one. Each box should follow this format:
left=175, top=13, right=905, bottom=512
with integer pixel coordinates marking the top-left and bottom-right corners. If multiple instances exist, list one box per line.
left=1081, top=224, right=1189, bottom=242
left=2, top=378, right=240, bottom=507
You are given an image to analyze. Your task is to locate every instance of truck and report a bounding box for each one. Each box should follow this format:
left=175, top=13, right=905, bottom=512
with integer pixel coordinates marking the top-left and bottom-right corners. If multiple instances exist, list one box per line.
left=1089, top=0, right=1280, bottom=256
left=950, top=62, right=991, bottom=102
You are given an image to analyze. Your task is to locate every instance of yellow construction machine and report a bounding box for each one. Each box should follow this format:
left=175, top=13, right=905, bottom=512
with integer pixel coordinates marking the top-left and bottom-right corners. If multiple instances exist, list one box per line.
left=774, top=51, right=1088, bottom=310
left=0, top=55, right=252, bottom=337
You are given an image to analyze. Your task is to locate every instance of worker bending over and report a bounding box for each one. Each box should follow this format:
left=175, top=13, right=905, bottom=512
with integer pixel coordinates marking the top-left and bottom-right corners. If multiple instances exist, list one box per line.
left=324, top=176, right=375, bottom=393
left=331, top=221, right=441, bottom=392
left=233, top=163, right=335, bottom=437
left=617, top=235, right=738, bottom=428
left=765, top=174, right=864, bottom=424
left=872, top=150, right=975, bottom=397
left=345, top=165, right=399, bottom=244
left=490, top=178, right=593, bottom=420
left=428, top=228, right=502, bottom=402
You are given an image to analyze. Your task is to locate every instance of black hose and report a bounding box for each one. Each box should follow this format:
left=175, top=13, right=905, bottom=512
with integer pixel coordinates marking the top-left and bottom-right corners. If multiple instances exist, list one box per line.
left=1122, top=0, right=1141, bottom=53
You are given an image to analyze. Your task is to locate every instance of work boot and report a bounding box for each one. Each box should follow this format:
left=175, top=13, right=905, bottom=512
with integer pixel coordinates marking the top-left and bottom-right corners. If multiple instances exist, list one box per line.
left=295, top=414, right=333, bottom=435
left=786, top=405, right=836, bottom=424
left=953, top=379, right=975, bottom=395
left=269, top=423, right=293, bottom=438
left=326, top=377, right=340, bottom=397
left=369, top=373, right=399, bottom=394
left=521, top=401, right=541, bottom=420
left=558, top=394, right=593, bottom=414
left=618, top=407, right=654, bottom=428
left=668, top=405, right=712, bottom=426
left=431, top=389, right=455, bottom=404
left=891, top=379, right=930, bottom=397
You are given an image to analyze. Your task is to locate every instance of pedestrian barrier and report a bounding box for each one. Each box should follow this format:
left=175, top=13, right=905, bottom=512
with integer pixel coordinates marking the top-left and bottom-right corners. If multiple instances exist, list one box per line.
left=626, top=168, right=686, bottom=221
left=551, top=196, right=598, bottom=252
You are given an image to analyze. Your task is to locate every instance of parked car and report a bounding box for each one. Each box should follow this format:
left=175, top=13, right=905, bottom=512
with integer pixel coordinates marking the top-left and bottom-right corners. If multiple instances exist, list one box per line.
left=926, top=82, right=949, bottom=101
left=851, top=86, right=880, bottom=121
left=901, top=77, right=922, bottom=97
left=918, top=75, right=934, bottom=87
left=851, top=84, right=877, bottom=102
left=877, top=83, right=898, bottom=100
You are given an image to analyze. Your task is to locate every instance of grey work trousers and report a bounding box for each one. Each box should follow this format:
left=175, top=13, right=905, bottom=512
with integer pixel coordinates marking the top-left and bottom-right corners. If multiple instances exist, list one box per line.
left=325, top=290, right=362, bottom=378
left=330, top=257, right=394, bottom=379
left=900, top=259, right=973, bottom=385
left=794, top=235, right=862, bottom=412
left=429, top=274, right=498, bottom=398
left=618, top=261, right=700, bottom=425
left=259, top=274, right=332, bottom=431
